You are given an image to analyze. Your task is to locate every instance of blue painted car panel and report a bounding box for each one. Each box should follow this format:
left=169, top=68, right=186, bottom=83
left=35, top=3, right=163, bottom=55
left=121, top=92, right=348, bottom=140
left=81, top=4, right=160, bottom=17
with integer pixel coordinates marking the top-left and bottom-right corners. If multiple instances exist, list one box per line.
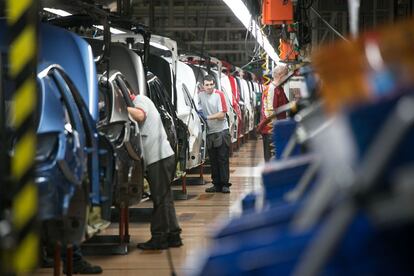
left=1, top=21, right=85, bottom=224
left=1, top=20, right=105, bottom=243
left=39, top=23, right=99, bottom=121
left=40, top=24, right=104, bottom=205
left=36, top=67, right=86, bottom=229
left=36, top=67, right=65, bottom=134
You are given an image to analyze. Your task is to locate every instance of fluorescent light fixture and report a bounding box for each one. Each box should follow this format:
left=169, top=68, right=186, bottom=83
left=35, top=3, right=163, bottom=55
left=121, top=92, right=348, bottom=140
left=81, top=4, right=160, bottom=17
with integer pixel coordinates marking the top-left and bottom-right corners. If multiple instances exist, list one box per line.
left=43, top=8, right=125, bottom=34
left=222, top=0, right=280, bottom=63
left=93, top=25, right=126, bottom=35
left=348, top=0, right=360, bottom=38
left=43, top=8, right=72, bottom=17
left=44, top=8, right=126, bottom=34
left=149, top=41, right=170, bottom=51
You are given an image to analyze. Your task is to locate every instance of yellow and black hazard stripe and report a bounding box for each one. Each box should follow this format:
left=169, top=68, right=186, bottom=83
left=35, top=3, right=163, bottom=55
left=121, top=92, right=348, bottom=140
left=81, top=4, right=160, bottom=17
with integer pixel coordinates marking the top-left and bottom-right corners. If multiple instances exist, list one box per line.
left=2, top=0, right=39, bottom=274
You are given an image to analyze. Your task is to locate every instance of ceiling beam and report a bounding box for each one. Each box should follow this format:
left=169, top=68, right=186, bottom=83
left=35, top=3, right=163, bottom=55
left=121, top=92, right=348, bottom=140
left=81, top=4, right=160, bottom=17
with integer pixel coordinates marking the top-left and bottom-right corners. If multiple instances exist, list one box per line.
left=186, top=40, right=256, bottom=45
left=154, top=27, right=246, bottom=31
left=207, top=50, right=248, bottom=54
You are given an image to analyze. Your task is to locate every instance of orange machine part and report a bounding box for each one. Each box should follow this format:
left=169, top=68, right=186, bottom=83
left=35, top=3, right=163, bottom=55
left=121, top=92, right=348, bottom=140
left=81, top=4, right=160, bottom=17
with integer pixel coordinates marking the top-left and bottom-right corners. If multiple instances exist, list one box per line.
left=262, top=0, right=294, bottom=25
left=279, top=39, right=297, bottom=61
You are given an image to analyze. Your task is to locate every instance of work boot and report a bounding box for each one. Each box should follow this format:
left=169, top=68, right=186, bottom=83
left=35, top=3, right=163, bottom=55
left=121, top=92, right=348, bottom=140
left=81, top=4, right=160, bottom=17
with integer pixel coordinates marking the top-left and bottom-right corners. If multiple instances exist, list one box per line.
left=41, top=256, right=54, bottom=268
left=168, top=233, right=183, bottom=248
left=221, top=186, right=231, bottom=193
left=137, top=236, right=168, bottom=250
left=205, top=186, right=221, bottom=193
left=63, top=259, right=102, bottom=274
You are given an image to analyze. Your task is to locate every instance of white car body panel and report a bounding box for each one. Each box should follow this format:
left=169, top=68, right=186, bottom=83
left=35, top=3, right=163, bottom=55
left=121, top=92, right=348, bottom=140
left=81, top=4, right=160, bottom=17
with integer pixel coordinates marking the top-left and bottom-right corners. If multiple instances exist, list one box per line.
left=240, top=78, right=253, bottom=134
left=176, top=61, right=206, bottom=169
left=221, top=74, right=239, bottom=143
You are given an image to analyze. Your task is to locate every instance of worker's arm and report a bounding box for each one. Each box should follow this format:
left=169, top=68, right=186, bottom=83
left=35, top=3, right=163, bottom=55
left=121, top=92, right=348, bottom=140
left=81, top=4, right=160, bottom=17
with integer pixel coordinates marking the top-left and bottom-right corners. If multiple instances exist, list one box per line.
left=207, top=111, right=226, bottom=120
left=207, top=91, right=227, bottom=121
left=127, top=107, right=146, bottom=122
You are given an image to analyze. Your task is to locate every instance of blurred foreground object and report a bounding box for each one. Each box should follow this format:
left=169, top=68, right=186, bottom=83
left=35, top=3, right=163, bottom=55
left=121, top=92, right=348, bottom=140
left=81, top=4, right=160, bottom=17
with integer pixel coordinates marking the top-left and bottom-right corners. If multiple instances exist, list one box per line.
left=313, top=18, right=414, bottom=113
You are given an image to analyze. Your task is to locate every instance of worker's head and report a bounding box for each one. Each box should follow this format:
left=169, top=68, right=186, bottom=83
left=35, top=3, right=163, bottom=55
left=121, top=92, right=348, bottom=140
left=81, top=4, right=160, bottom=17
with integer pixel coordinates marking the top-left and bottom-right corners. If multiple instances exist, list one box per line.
left=203, top=74, right=216, bottom=94
left=272, top=65, right=288, bottom=82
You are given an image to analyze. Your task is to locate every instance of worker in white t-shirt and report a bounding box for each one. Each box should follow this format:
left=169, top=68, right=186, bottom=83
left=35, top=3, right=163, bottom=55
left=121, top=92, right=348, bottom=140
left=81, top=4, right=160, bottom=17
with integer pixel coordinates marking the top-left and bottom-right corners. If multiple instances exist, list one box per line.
left=127, top=94, right=182, bottom=250
left=198, top=74, right=231, bottom=193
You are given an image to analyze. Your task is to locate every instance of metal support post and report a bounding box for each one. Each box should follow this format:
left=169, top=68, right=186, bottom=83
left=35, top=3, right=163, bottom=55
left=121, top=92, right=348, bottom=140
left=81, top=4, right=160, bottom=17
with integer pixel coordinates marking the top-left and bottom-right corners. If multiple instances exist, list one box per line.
left=53, top=243, right=61, bottom=276
left=65, top=244, right=73, bottom=276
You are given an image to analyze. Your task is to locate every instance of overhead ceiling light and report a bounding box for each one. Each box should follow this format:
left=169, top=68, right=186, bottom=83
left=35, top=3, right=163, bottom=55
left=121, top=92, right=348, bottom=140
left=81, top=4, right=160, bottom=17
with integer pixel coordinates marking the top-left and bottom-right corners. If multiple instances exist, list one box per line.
left=149, top=41, right=170, bottom=51
left=93, top=25, right=126, bottom=35
left=44, top=8, right=125, bottom=35
left=43, top=8, right=72, bottom=17
left=222, top=0, right=280, bottom=64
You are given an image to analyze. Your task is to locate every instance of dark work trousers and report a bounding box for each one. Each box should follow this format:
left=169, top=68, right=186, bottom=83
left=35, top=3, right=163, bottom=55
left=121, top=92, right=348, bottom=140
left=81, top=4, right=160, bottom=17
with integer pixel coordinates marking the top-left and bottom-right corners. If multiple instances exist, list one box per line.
left=262, top=133, right=273, bottom=162
left=207, top=132, right=230, bottom=189
left=146, top=155, right=181, bottom=238
left=41, top=222, right=82, bottom=264
left=61, top=244, right=82, bottom=264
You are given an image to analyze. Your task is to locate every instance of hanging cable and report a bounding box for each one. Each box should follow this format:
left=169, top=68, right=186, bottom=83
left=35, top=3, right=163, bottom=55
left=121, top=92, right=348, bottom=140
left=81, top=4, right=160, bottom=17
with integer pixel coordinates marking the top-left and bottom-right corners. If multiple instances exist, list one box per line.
left=261, top=51, right=271, bottom=85
left=187, top=0, right=211, bottom=114
left=310, top=7, right=349, bottom=42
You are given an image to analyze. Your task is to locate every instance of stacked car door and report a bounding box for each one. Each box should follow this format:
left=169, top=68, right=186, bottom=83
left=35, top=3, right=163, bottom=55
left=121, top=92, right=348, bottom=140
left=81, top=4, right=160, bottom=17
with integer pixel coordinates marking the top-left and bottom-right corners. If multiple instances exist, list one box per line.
left=36, top=23, right=114, bottom=243
left=246, top=78, right=256, bottom=132
left=147, top=53, right=188, bottom=176
left=109, top=42, right=148, bottom=96
left=228, top=74, right=243, bottom=142
left=146, top=71, right=179, bottom=155
left=210, top=68, right=237, bottom=142
left=176, top=60, right=207, bottom=169
left=97, top=71, right=144, bottom=209
left=86, top=38, right=145, bottom=210
left=39, top=22, right=106, bottom=211
left=35, top=64, right=89, bottom=244
left=236, top=77, right=249, bottom=136
left=221, top=73, right=239, bottom=143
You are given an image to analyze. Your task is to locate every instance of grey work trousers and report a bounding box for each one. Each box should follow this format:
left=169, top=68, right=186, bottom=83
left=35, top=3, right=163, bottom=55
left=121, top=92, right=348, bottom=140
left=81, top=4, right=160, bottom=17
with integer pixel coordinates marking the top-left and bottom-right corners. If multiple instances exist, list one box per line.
left=146, top=155, right=181, bottom=238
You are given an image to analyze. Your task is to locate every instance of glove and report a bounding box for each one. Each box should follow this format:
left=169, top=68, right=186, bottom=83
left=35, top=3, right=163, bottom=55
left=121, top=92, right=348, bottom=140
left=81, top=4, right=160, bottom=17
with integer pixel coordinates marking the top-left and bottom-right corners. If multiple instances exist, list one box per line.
left=197, top=110, right=208, bottom=122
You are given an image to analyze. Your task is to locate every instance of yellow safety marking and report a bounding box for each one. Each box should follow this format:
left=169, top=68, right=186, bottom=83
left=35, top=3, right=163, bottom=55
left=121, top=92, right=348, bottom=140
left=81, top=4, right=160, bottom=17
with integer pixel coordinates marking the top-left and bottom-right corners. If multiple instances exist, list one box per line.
left=12, top=183, right=37, bottom=230
left=11, top=78, right=36, bottom=128
left=12, top=232, right=38, bottom=272
left=9, top=26, right=35, bottom=77
left=11, top=132, right=35, bottom=180
left=6, top=0, right=32, bottom=25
